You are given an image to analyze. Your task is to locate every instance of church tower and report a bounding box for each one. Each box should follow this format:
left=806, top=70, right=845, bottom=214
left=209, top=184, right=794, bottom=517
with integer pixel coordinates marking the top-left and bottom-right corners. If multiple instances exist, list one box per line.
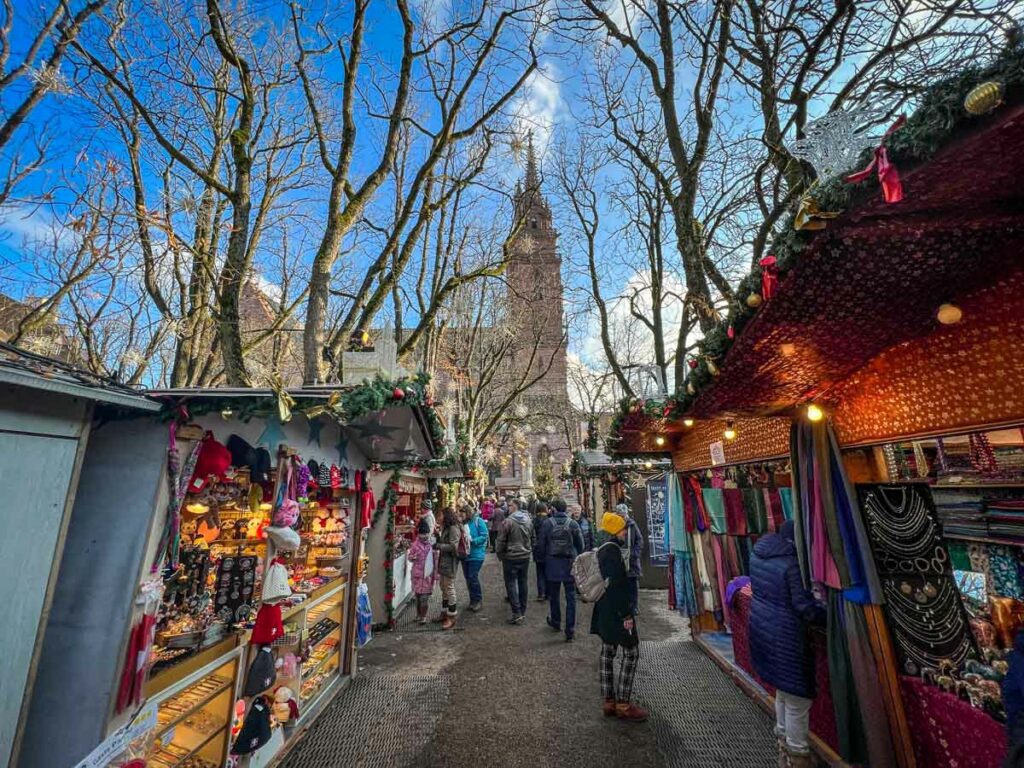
left=506, top=136, right=568, bottom=396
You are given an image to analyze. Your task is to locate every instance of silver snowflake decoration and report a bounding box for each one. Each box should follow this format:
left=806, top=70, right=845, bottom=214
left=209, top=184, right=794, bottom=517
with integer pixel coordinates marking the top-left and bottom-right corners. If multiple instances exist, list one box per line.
left=789, top=108, right=885, bottom=182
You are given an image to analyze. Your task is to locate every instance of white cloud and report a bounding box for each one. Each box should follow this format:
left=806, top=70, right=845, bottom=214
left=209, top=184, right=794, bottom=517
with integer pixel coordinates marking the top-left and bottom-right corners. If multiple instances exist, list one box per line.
left=0, top=204, right=72, bottom=248
left=511, top=64, right=563, bottom=156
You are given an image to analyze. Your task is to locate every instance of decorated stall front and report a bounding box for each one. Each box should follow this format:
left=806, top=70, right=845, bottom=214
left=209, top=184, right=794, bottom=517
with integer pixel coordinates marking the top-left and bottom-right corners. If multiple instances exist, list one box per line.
left=610, top=48, right=1024, bottom=768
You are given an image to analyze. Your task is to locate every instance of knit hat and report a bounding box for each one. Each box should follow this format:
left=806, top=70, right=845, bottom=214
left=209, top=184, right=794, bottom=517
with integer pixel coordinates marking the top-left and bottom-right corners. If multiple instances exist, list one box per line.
left=242, top=646, right=276, bottom=697
left=265, top=525, right=300, bottom=552
left=250, top=602, right=284, bottom=644
left=601, top=512, right=627, bottom=536
left=261, top=558, right=291, bottom=603
left=232, top=695, right=272, bottom=755
left=189, top=432, right=232, bottom=492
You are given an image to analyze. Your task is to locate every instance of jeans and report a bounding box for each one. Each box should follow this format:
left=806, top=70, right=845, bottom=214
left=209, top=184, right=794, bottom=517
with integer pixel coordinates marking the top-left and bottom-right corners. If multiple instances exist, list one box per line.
left=774, top=690, right=812, bottom=752
left=535, top=560, right=547, bottom=598
left=503, top=559, right=530, bottom=615
left=546, top=579, right=576, bottom=637
left=440, top=574, right=457, bottom=616
left=462, top=558, right=483, bottom=605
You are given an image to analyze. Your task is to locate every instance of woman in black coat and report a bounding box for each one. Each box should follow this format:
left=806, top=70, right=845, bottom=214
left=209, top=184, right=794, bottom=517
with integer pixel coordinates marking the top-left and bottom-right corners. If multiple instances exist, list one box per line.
left=590, top=512, right=647, bottom=722
left=749, top=520, right=824, bottom=767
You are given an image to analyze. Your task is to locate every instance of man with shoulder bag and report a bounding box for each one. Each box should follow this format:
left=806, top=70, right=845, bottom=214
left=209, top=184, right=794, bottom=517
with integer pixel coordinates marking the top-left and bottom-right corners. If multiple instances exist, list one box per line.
left=539, top=498, right=585, bottom=641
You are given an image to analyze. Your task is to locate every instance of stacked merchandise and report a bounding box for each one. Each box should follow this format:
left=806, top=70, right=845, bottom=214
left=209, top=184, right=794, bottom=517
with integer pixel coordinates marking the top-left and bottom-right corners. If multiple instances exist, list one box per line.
left=932, top=491, right=987, bottom=539
left=983, top=498, right=1024, bottom=543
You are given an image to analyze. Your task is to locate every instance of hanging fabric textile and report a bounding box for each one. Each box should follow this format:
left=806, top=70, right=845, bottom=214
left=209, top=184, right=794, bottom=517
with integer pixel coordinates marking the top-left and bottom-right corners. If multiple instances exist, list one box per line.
left=724, top=488, right=747, bottom=536
left=778, top=487, right=794, bottom=521
left=702, top=488, right=727, bottom=534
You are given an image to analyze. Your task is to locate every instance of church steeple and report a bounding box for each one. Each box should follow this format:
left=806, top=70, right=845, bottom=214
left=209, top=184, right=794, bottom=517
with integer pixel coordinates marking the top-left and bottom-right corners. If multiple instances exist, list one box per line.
left=524, top=132, right=540, bottom=192
left=513, top=131, right=553, bottom=236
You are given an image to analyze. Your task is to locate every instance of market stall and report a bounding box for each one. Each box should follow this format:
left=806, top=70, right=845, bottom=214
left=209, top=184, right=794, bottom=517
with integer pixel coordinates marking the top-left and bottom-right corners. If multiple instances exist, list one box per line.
left=607, top=48, right=1024, bottom=768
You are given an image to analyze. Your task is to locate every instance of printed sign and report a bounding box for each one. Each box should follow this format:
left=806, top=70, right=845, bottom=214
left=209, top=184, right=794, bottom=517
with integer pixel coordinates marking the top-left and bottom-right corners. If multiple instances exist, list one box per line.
left=710, top=440, right=726, bottom=466
left=645, top=474, right=669, bottom=565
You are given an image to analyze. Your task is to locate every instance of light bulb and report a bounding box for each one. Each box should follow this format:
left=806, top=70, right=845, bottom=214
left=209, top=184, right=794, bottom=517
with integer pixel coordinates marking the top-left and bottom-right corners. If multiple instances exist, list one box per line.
left=683, top=418, right=695, bottom=428
left=644, top=461, right=653, bottom=469
left=724, top=421, right=736, bottom=441
left=807, top=404, right=824, bottom=422
left=937, top=303, right=962, bottom=325
left=655, top=435, right=666, bottom=446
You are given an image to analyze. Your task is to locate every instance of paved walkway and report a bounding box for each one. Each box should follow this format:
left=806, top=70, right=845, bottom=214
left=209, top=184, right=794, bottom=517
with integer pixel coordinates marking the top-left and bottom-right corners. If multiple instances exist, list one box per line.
left=281, top=556, right=776, bottom=767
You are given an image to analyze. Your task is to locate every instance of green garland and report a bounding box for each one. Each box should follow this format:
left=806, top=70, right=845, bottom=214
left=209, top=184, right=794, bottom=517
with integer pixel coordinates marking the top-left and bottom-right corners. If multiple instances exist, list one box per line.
left=675, top=42, right=1024, bottom=411
left=372, top=469, right=402, bottom=630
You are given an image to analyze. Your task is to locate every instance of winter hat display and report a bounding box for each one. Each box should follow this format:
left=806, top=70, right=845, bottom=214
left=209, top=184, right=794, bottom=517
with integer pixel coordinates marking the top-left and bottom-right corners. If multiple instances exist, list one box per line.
left=250, top=602, right=284, bottom=644
left=272, top=686, right=300, bottom=724
left=296, top=464, right=312, bottom=499
left=330, top=464, right=341, bottom=489
left=261, top=558, right=291, bottom=603
left=227, top=434, right=257, bottom=472
left=265, top=525, right=300, bottom=552
left=317, top=462, right=332, bottom=488
left=243, top=646, right=277, bottom=697
left=232, top=695, right=272, bottom=755
left=189, top=432, right=232, bottom=492
left=252, top=447, right=273, bottom=483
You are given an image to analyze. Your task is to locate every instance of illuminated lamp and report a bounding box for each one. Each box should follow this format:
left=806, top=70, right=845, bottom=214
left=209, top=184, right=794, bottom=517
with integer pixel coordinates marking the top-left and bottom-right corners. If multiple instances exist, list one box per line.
left=723, top=421, right=737, bottom=441
left=937, top=303, right=962, bottom=325
left=807, top=404, right=825, bottom=422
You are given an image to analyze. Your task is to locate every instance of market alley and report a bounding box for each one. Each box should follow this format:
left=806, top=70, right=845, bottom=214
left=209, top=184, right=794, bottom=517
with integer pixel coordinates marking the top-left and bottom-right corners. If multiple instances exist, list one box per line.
left=279, top=557, right=777, bottom=768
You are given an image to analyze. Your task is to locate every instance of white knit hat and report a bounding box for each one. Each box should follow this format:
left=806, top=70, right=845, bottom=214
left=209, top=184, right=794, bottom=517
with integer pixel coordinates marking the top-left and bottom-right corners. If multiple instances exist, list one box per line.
left=261, top=559, right=292, bottom=603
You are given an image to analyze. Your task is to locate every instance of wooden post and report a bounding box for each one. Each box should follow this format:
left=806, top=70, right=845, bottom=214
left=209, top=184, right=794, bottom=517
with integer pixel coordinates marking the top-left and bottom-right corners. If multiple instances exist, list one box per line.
left=341, top=516, right=365, bottom=676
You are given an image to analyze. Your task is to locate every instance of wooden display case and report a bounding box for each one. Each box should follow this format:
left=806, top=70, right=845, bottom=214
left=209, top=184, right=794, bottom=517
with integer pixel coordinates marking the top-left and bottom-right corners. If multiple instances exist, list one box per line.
left=147, top=650, right=241, bottom=768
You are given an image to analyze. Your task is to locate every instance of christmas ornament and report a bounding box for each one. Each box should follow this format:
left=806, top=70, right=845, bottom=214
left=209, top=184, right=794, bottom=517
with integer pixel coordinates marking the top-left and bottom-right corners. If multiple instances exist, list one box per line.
left=964, top=81, right=1004, bottom=115
left=392, top=387, right=405, bottom=400
left=687, top=359, right=698, bottom=370
left=789, top=107, right=886, bottom=182
left=727, top=325, right=734, bottom=339
left=269, top=374, right=295, bottom=423
left=844, top=115, right=906, bottom=204
left=706, top=359, right=720, bottom=377
left=746, top=292, right=763, bottom=308
left=686, top=382, right=695, bottom=395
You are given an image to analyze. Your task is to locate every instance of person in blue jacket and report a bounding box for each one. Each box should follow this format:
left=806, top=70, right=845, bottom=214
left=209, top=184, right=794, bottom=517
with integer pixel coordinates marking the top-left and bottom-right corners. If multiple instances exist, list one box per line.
left=1002, top=629, right=1024, bottom=766
left=749, top=520, right=825, bottom=768
left=461, top=502, right=489, bottom=612
left=539, top=498, right=585, bottom=642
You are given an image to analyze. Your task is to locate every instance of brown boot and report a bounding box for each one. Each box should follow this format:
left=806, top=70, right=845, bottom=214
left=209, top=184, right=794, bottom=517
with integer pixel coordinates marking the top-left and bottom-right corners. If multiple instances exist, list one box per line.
left=602, top=698, right=616, bottom=717
left=615, top=702, right=649, bottom=722
left=441, top=614, right=456, bottom=630
left=786, top=747, right=812, bottom=768
left=776, top=737, right=789, bottom=768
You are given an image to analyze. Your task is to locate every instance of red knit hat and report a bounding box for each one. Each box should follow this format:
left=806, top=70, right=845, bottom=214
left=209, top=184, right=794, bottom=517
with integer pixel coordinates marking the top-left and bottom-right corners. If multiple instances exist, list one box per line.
left=189, top=431, right=232, bottom=493
left=250, top=602, right=283, bottom=645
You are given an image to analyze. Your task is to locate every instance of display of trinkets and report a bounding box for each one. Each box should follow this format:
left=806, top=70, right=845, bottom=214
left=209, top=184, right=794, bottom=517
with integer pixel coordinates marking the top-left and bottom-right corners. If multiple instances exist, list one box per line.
left=214, top=554, right=257, bottom=624
left=919, top=650, right=1008, bottom=722
left=307, top=617, right=340, bottom=646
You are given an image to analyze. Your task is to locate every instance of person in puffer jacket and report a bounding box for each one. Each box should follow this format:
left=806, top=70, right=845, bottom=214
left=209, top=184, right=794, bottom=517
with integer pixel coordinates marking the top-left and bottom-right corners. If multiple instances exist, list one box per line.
left=749, top=520, right=825, bottom=768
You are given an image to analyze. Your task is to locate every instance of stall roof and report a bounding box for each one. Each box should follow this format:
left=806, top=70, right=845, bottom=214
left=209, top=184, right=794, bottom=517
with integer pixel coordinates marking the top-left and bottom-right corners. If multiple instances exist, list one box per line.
left=691, top=102, right=1024, bottom=420
left=0, top=342, right=159, bottom=412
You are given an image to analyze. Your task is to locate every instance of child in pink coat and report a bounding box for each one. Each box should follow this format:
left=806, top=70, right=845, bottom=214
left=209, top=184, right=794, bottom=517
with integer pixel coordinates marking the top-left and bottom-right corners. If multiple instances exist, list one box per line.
left=407, top=518, right=438, bottom=624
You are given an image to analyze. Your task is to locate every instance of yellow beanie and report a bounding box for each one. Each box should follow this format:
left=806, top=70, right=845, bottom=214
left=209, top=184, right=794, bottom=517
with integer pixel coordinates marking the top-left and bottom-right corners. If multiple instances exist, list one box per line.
left=601, top=512, right=627, bottom=536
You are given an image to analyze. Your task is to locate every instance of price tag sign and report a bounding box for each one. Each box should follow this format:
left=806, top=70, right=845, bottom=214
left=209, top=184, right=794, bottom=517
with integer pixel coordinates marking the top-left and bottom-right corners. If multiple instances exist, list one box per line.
left=710, top=440, right=726, bottom=466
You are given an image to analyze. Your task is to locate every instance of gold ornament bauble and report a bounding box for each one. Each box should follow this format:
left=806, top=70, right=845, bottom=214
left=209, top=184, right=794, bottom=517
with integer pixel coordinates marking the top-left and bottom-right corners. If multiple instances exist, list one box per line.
left=964, top=81, right=1004, bottom=115
left=746, top=292, right=763, bottom=308
left=706, top=359, right=720, bottom=376
left=686, top=382, right=696, bottom=396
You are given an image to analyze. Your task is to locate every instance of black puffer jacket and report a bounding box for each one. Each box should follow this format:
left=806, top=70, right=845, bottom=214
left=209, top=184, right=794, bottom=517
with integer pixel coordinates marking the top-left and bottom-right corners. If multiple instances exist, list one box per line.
left=590, top=542, right=638, bottom=648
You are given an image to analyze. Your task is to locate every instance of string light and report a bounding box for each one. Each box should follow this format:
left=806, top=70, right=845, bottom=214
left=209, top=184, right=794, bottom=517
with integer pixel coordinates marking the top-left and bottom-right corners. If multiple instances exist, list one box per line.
left=220, top=408, right=234, bottom=420
left=683, top=418, right=695, bottom=428
left=723, top=420, right=737, bottom=441
left=655, top=435, right=666, bottom=446
left=644, top=461, right=653, bottom=470
left=807, top=404, right=825, bottom=422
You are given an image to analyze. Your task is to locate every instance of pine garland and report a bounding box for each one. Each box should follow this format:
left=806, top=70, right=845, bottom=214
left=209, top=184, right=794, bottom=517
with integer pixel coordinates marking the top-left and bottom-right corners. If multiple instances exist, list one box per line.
left=372, top=469, right=402, bottom=630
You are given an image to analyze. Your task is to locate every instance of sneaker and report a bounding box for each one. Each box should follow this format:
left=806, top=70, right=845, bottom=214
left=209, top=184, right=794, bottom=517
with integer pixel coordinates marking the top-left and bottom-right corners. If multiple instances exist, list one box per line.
left=602, top=698, right=616, bottom=717
left=513, top=614, right=525, bottom=624
left=417, top=616, right=428, bottom=625
left=564, top=634, right=574, bottom=643
left=469, top=602, right=482, bottom=612
left=546, top=617, right=560, bottom=632
left=615, top=702, right=649, bottom=722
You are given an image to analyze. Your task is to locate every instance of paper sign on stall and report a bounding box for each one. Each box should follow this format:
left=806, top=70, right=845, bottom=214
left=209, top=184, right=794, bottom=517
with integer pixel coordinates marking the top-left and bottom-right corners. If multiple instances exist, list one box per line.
left=710, top=440, right=726, bottom=466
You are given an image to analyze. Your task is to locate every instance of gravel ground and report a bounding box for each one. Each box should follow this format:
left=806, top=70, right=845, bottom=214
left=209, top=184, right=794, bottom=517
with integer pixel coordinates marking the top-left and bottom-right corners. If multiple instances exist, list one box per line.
left=280, top=555, right=775, bottom=768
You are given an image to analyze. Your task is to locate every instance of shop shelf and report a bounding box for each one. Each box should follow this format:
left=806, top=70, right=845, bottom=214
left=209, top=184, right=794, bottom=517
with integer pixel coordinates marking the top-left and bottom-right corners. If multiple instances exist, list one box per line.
left=944, top=532, right=1024, bottom=547
left=168, top=727, right=225, bottom=768
left=155, top=677, right=233, bottom=738
left=301, top=647, right=340, bottom=680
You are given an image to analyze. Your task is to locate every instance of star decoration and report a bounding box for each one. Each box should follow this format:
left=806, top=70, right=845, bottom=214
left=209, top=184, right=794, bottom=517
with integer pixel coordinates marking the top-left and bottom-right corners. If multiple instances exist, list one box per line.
left=349, top=421, right=402, bottom=440
left=336, top=433, right=350, bottom=464
left=257, top=414, right=287, bottom=450
left=307, top=416, right=324, bottom=447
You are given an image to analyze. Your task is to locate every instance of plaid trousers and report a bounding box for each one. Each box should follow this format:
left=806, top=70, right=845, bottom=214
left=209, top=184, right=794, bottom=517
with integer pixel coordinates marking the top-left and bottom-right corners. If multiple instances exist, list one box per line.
left=600, top=643, right=639, bottom=702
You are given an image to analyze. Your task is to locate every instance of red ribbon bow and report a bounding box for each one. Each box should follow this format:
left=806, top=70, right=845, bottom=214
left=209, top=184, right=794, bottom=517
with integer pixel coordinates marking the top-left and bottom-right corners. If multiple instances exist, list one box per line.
left=845, top=115, right=906, bottom=204
left=759, top=255, right=779, bottom=302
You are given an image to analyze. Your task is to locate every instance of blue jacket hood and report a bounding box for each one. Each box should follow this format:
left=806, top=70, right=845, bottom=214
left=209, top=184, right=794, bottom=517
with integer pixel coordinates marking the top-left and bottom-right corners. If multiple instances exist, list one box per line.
left=753, top=531, right=797, bottom=559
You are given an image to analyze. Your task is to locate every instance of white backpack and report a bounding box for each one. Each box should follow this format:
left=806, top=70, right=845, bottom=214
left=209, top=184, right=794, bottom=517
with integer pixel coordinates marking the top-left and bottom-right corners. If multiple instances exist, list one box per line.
left=572, top=542, right=616, bottom=603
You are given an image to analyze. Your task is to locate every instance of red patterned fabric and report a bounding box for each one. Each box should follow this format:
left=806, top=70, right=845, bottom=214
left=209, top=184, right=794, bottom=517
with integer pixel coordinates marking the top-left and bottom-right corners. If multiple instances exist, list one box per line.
left=724, top=489, right=747, bottom=536
left=731, top=588, right=840, bottom=753
left=899, top=675, right=1006, bottom=768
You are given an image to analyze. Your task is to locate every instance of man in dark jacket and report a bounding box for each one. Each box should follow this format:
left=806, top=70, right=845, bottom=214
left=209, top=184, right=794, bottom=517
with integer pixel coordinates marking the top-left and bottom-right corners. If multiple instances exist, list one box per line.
left=532, top=502, right=550, bottom=601
left=749, top=520, right=824, bottom=768
left=539, top=498, right=585, bottom=642
left=496, top=500, right=535, bottom=624
left=590, top=512, right=648, bottom=722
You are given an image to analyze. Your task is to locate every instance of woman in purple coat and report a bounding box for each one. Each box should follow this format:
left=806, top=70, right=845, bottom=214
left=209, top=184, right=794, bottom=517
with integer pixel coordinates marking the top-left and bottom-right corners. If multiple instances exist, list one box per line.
left=749, top=520, right=824, bottom=768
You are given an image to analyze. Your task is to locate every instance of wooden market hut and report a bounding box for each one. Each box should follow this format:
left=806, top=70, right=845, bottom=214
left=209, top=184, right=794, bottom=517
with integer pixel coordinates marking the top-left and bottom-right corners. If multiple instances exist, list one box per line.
left=611, top=52, right=1024, bottom=768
